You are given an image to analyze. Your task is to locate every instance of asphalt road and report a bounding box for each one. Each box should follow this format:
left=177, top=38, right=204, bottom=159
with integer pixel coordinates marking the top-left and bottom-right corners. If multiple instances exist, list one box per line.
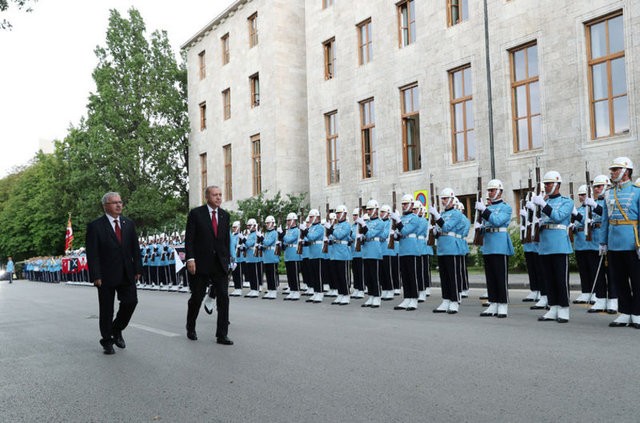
left=1, top=280, right=638, bottom=423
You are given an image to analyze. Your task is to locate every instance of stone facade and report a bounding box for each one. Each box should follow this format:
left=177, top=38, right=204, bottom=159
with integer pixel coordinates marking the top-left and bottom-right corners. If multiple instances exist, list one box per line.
left=184, top=0, right=639, bottom=214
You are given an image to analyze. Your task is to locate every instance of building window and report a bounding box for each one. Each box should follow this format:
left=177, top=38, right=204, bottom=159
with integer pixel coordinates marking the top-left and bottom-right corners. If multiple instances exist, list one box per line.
left=198, top=50, right=206, bottom=80
left=400, top=83, right=420, bottom=172
left=325, top=111, right=339, bottom=185
left=221, top=33, right=230, bottom=65
left=248, top=13, right=258, bottom=47
left=199, top=153, right=207, bottom=204
left=323, top=37, right=335, bottom=80
left=223, top=144, right=232, bottom=201
left=397, top=0, right=415, bottom=47
left=357, top=19, right=372, bottom=65
left=360, top=99, right=375, bottom=179
left=222, top=88, right=231, bottom=120
left=449, top=65, right=475, bottom=163
left=251, top=134, right=261, bottom=195
left=322, top=0, right=334, bottom=8
left=510, top=42, right=541, bottom=152
left=456, top=194, right=474, bottom=225
left=447, top=0, right=468, bottom=26
left=199, top=102, right=206, bottom=131
left=586, top=11, right=628, bottom=139
left=250, top=73, right=260, bottom=107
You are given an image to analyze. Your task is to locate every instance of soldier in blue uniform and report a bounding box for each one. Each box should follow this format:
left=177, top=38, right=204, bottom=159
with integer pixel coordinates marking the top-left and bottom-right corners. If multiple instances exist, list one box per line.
left=326, top=205, right=352, bottom=305
left=475, top=179, right=514, bottom=318
left=571, top=184, right=600, bottom=305
left=602, top=157, right=640, bottom=328
left=454, top=198, right=471, bottom=299
left=243, top=219, right=261, bottom=298
left=430, top=188, right=467, bottom=314
left=379, top=205, right=397, bottom=301
left=412, top=200, right=428, bottom=302
left=323, top=213, right=337, bottom=298
left=261, top=216, right=280, bottom=299
left=282, top=213, right=302, bottom=300
left=357, top=200, right=386, bottom=308
left=6, top=256, right=14, bottom=283
left=350, top=208, right=365, bottom=299
left=391, top=194, right=421, bottom=311
left=532, top=171, right=574, bottom=323
left=229, top=221, right=244, bottom=296
left=303, top=209, right=324, bottom=303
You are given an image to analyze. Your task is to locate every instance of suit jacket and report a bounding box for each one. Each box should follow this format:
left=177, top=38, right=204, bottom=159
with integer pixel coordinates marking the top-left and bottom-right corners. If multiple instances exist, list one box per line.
left=185, top=205, right=231, bottom=276
left=86, top=215, right=142, bottom=286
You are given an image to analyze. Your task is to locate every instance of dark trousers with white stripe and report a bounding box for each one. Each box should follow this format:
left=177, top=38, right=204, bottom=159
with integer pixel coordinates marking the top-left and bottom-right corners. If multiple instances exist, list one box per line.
left=322, top=259, right=333, bottom=290
left=363, top=259, right=381, bottom=297
left=380, top=256, right=394, bottom=292
left=524, top=252, right=543, bottom=293
left=540, top=254, right=569, bottom=307
left=352, top=257, right=364, bottom=291
left=608, top=250, right=640, bottom=316
left=416, top=256, right=425, bottom=292
left=247, top=262, right=263, bottom=291
left=455, top=256, right=467, bottom=293
left=264, top=263, right=278, bottom=291
left=232, top=262, right=243, bottom=289
left=284, top=261, right=300, bottom=291
left=308, top=258, right=321, bottom=293
left=598, top=263, right=617, bottom=299
left=301, top=258, right=310, bottom=288
left=331, top=260, right=349, bottom=296
left=575, top=250, right=613, bottom=299
left=399, top=255, right=419, bottom=299
left=483, top=254, right=509, bottom=303
left=422, top=255, right=432, bottom=288
left=438, top=255, right=459, bottom=302
left=391, top=255, right=401, bottom=290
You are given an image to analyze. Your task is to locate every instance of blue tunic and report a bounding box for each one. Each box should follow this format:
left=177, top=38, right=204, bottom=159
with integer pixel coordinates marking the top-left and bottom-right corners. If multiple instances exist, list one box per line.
left=480, top=200, right=514, bottom=256
left=283, top=227, right=302, bottom=262
left=330, top=220, right=352, bottom=261
left=537, top=194, right=574, bottom=255
left=602, top=181, right=640, bottom=251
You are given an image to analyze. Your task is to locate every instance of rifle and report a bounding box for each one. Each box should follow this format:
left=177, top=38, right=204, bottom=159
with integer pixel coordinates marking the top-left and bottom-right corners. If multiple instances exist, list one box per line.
left=354, top=209, right=363, bottom=253
left=568, top=182, right=575, bottom=243
left=519, top=188, right=527, bottom=242
left=472, top=176, right=484, bottom=246
left=296, top=211, right=305, bottom=255
left=388, top=191, right=397, bottom=249
left=427, top=183, right=437, bottom=246
left=322, top=213, right=333, bottom=254
left=274, top=215, right=283, bottom=256
left=585, top=165, right=593, bottom=242
left=524, top=176, right=534, bottom=243
left=533, top=167, right=542, bottom=243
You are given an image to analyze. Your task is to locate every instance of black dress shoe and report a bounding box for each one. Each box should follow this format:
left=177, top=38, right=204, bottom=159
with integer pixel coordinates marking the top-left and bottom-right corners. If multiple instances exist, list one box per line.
left=631, top=323, right=640, bottom=329
left=113, top=331, right=126, bottom=349
left=217, top=336, right=234, bottom=345
left=446, top=310, right=457, bottom=314
left=609, top=321, right=628, bottom=327
left=556, top=318, right=569, bottom=323
left=530, top=305, right=546, bottom=310
left=496, top=314, right=507, bottom=318
left=100, top=339, right=115, bottom=355
left=433, top=309, right=447, bottom=313
left=480, top=312, right=496, bottom=317
left=606, top=309, right=618, bottom=314
left=538, top=316, right=555, bottom=321
left=587, top=308, right=604, bottom=313
left=522, top=298, right=535, bottom=302
left=187, top=330, right=198, bottom=340
left=361, top=303, right=371, bottom=308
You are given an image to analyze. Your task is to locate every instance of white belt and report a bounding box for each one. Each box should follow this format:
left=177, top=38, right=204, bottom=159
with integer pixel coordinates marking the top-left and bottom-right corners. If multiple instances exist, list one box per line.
left=335, top=240, right=349, bottom=245
left=285, top=244, right=297, bottom=248
left=442, top=232, right=463, bottom=239
left=313, top=241, right=323, bottom=245
left=265, top=246, right=275, bottom=250
left=417, top=236, right=426, bottom=240
left=541, top=224, right=567, bottom=230
left=406, top=234, right=417, bottom=238
left=371, top=237, right=382, bottom=242
left=485, top=228, right=507, bottom=233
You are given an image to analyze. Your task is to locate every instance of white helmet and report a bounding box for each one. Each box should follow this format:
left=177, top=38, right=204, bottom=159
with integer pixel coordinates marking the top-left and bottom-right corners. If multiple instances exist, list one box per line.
left=286, top=212, right=297, bottom=221
left=454, top=197, right=465, bottom=211
left=577, top=184, right=588, bottom=195
left=380, top=204, right=391, bottom=214
left=440, top=188, right=455, bottom=198
left=352, top=208, right=361, bottom=216
left=366, top=199, right=379, bottom=210
left=487, top=179, right=503, bottom=191
left=401, top=194, right=414, bottom=204
left=336, top=205, right=348, bottom=214
left=308, top=209, right=320, bottom=218
left=232, top=221, right=240, bottom=228
left=329, top=212, right=337, bottom=220
left=265, top=215, right=276, bottom=224
left=609, top=156, right=633, bottom=170
left=412, top=200, right=423, bottom=209
left=247, top=218, right=257, bottom=226
left=592, top=175, right=610, bottom=187
left=542, top=171, right=562, bottom=183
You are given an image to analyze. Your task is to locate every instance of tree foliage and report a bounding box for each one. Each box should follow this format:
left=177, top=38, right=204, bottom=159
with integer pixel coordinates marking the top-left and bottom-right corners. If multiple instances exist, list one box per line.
left=0, top=0, right=37, bottom=30
left=233, top=191, right=309, bottom=228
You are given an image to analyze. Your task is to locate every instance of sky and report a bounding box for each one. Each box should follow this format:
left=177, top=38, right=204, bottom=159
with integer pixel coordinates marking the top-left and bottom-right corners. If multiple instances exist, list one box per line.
left=0, top=0, right=234, bottom=178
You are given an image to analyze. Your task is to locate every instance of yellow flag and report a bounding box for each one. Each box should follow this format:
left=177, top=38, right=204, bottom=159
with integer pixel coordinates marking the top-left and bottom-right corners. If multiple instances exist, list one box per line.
left=413, top=190, right=429, bottom=208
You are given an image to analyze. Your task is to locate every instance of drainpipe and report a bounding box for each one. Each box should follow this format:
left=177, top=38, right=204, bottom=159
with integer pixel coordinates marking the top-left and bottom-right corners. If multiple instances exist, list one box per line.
left=483, top=0, right=496, bottom=178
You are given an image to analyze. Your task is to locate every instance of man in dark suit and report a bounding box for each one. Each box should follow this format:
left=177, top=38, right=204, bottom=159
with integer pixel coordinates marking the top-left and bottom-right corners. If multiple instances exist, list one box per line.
left=185, top=185, right=233, bottom=345
left=86, top=192, right=142, bottom=355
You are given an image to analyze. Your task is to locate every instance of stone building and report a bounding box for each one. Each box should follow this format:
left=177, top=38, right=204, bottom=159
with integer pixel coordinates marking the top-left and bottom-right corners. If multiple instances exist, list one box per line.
left=183, top=0, right=639, bottom=218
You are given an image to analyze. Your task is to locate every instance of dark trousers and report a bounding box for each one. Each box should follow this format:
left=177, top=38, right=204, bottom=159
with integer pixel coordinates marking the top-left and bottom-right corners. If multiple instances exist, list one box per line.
left=363, top=259, right=381, bottom=297
left=575, top=250, right=600, bottom=294
left=324, top=259, right=335, bottom=290
left=608, top=250, right=640, bottom=316
left=351, top=257, right=364, bottom=291
left=524, top=252, right=541, bottom=292
left=97, top=281, right=138, bottom=342
left=399, top=255, right=418, bottom=299
left=391, top=255, right=401, bottom=290
left=187, top=272, right=229, bottom=338
left=331, top=260, right=349, bottom=296
left=285, top=261, right=300, bottom=291
left=246, top=262, right=263, bottom=291
left=540, top=254, right=569, bottom=307
left=422, top=255, right=432, bottom=288
left=416, top=255, right=425, bottom=292
left=483, top=255, right=509, bottom=303
left=380, top=256, right=394, bottom=291
left=597, top=263, right=617, bottom=299
left=438, top=255, right=459, bottom=302
left=232, top=263, right=243, bottom=289
left=301, top=258, right=310, bottom=288
left=264, top=263, right=278, bottom=290
left=308, top=258, right=321, bottom=292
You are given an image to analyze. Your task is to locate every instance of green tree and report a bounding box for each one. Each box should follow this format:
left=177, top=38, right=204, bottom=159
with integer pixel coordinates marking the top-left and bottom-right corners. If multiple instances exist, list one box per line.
left=233, top=191, right=308, bottom=228
left=0, top=0, right=37, bottom=30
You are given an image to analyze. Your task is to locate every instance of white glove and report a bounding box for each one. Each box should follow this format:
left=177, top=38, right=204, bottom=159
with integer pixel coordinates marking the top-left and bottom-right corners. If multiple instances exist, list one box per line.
left=519, top=208, right=527, bottom=218
left=520, top=225, right=526, bottom=232
left=474, top=221, right=483, bottom=230
left=584, top=197, right=597, bottom=208
left=599, top=244, right=608, bottom=256
left=256, top=230, right=263, bottom=238
left=475, top=201, right=486, bottom=212
left=276, top=225, right=283, bottom=234
left=323, top=222, right=332, bottom=229
left=428, top=206, right=440, bottom=220
left=356, top=234, right=364, bottom=241
left=568, top=223, right=575, bottom=232
left=323, top=236, right=329, bottom=242
left=431, top=226, right=440, bottom=236
left=532, top=194, right=546, bottom=208
left=355, top=217, right=366, bottom=226
left=571, top=206, right=578, bottom=217
left=394, top=229, right=402, bottom=237
left=389, top=212, right=401, bottom=223
left=299, top=222, right=307, bottom=231
left=526, top=201, right=535, bottom=211
left=230, top=262, right=238, bottom=271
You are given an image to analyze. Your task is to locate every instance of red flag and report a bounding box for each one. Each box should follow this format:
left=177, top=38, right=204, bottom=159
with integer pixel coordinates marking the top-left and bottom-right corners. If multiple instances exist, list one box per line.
left=65, top=215, right=74, bottom=251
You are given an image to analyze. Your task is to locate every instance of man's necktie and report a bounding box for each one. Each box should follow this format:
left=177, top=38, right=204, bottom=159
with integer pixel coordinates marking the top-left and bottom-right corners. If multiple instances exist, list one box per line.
left=212, top=210, right=218, bottom=237
left=114, top=219, right=122, bottom=243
